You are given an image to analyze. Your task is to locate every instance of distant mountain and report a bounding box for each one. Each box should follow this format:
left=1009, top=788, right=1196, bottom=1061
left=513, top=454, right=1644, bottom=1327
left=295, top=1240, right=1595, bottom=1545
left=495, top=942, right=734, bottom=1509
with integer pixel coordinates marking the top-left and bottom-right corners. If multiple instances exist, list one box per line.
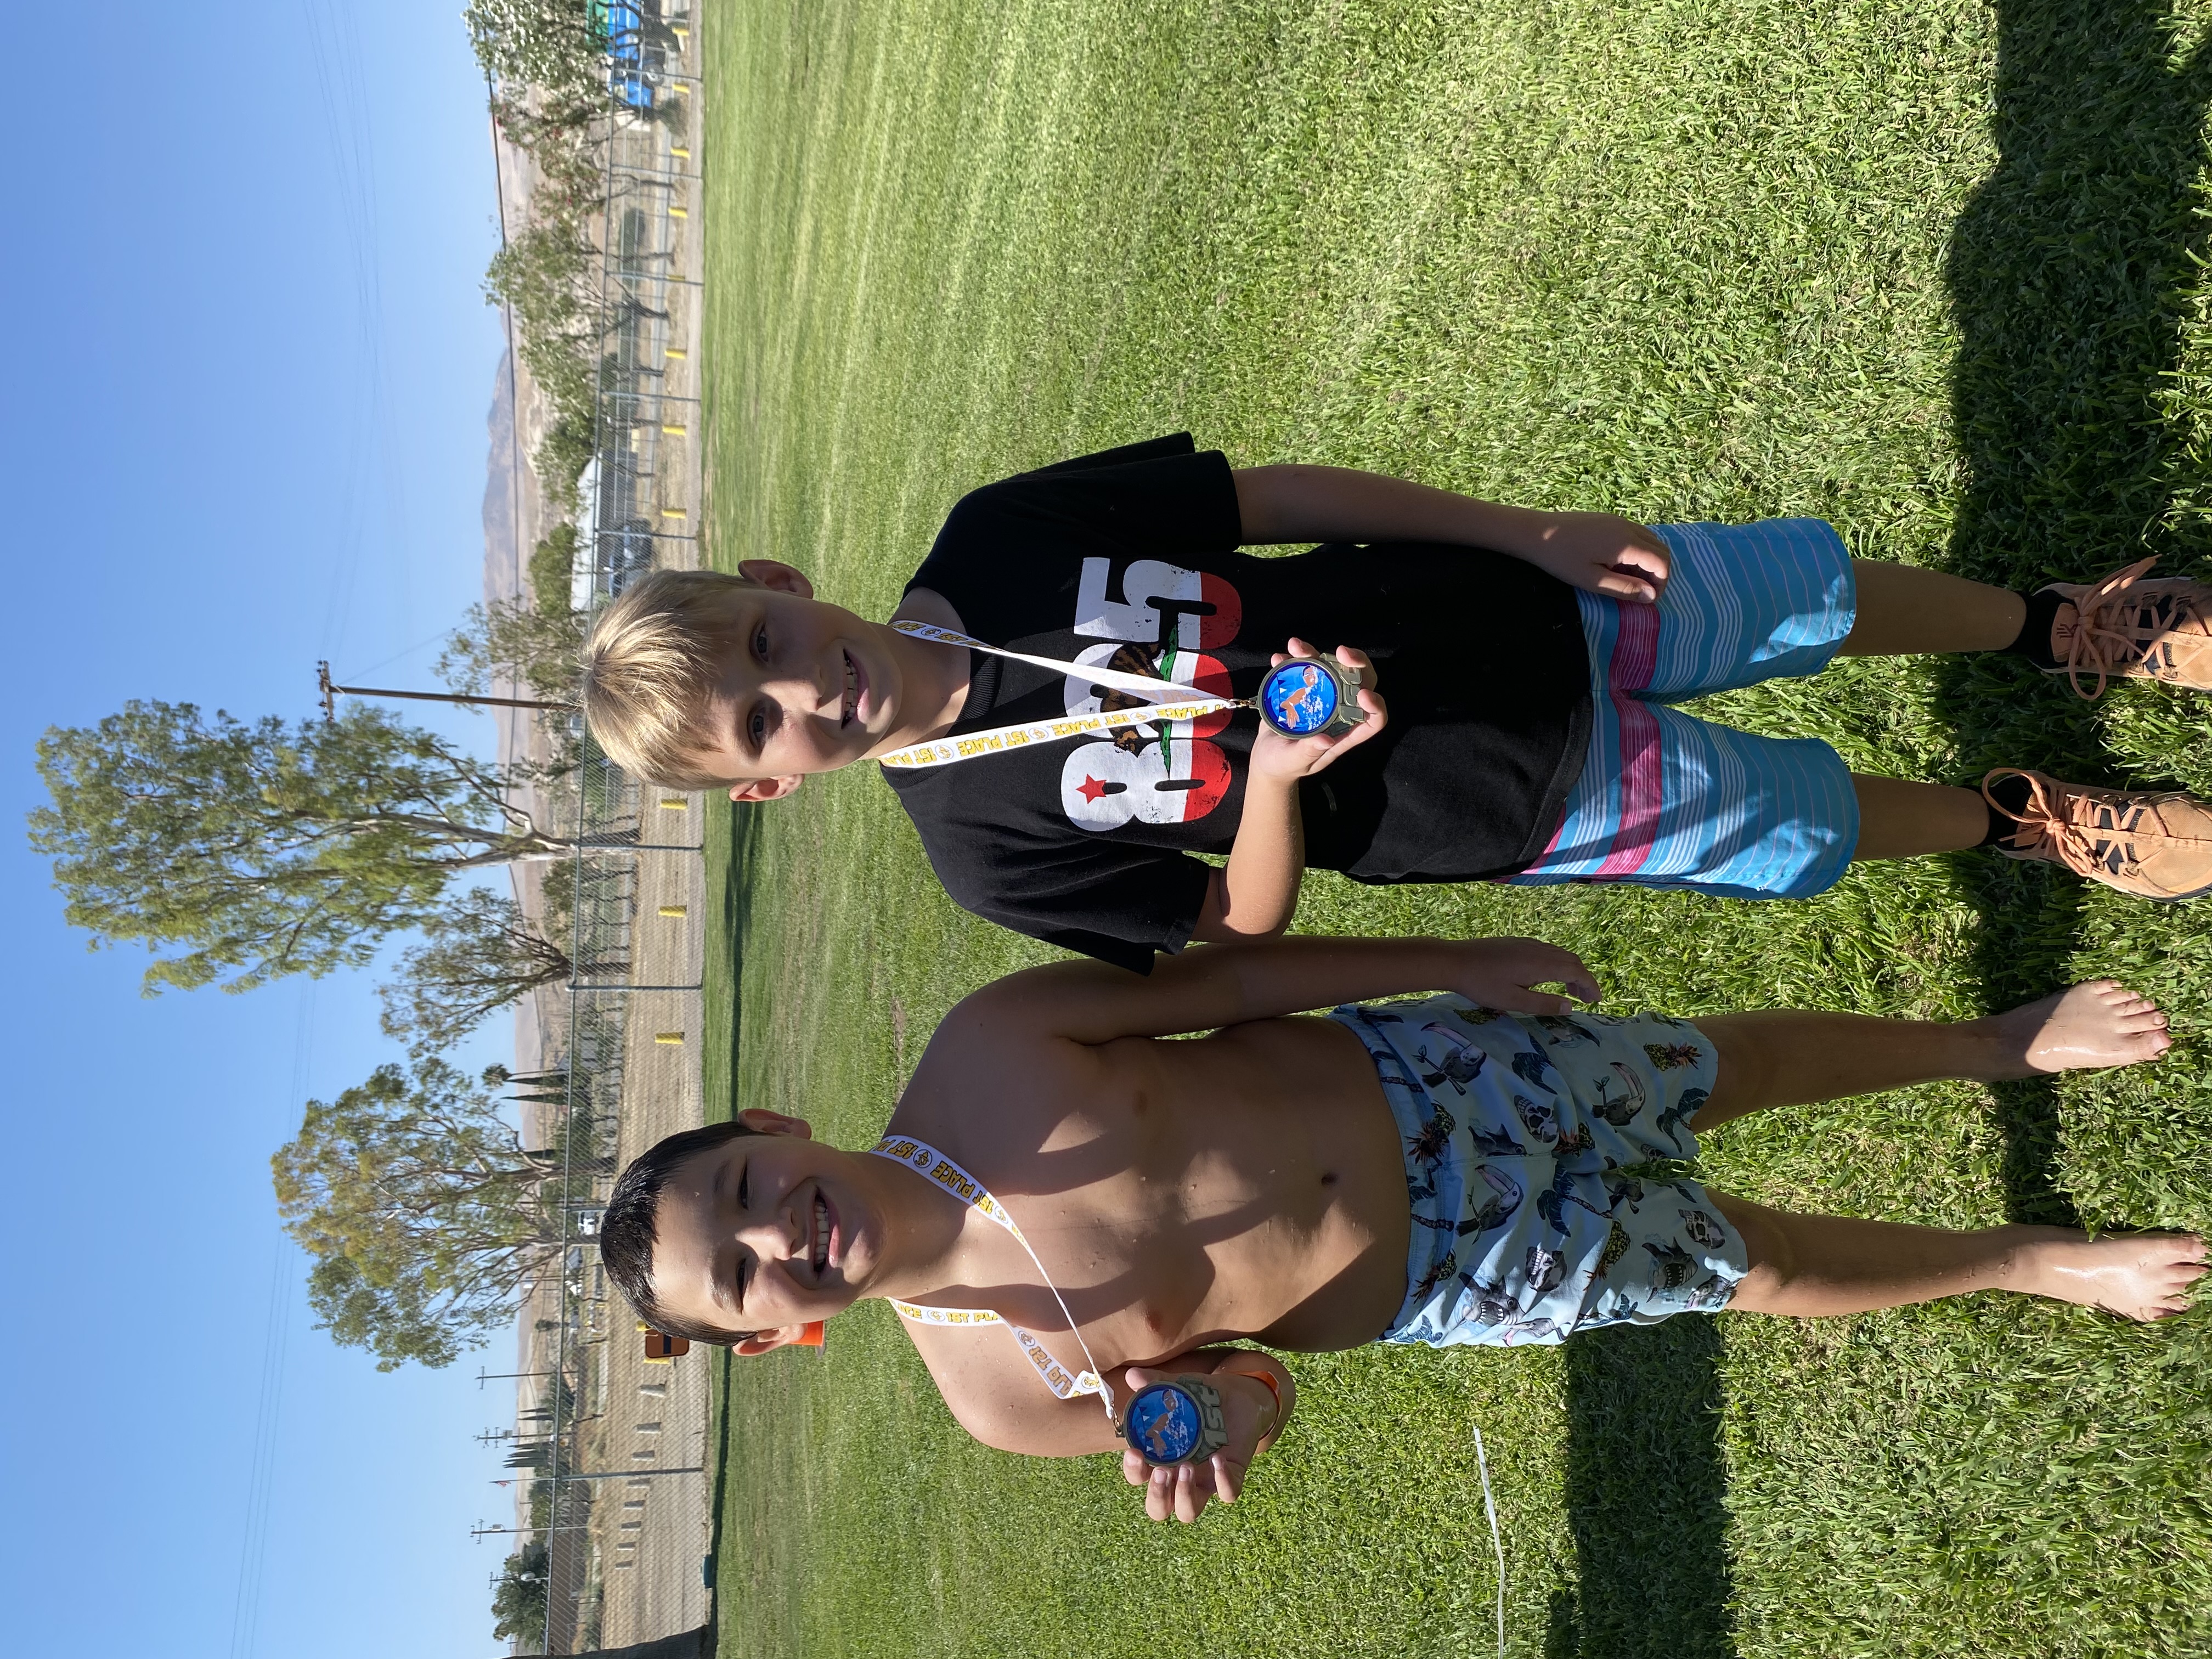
left=484, top=345, right=524, bottom=607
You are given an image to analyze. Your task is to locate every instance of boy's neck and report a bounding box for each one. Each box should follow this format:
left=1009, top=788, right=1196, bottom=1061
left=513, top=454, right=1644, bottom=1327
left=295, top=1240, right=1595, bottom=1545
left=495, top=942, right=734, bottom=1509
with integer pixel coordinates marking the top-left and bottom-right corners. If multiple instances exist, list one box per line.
left=847, top=1144, right=1009, bottom=1305
left=874, top=586, right=972, bottom=749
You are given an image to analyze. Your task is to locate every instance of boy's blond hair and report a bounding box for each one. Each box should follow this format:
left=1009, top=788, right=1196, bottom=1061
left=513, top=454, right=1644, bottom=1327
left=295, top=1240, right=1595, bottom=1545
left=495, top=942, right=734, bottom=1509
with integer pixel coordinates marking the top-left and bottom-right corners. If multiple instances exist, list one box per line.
left=582, top=568, right=757, bottom=788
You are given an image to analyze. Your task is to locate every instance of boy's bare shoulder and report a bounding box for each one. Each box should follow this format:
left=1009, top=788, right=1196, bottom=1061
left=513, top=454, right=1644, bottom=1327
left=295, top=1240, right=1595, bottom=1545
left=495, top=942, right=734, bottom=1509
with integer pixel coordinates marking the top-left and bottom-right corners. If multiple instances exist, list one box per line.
left=895, top=1300, right=1121, bottom=1457
left=896, top=1310, right=1043, bottom=1446
left=889, top=980, right=1111, bottom=1147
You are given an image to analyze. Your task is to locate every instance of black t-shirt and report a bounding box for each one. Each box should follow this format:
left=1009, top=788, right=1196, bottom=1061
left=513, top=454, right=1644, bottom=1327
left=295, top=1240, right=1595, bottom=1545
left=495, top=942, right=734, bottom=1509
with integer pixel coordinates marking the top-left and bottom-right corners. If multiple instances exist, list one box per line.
left=885, top=435, right=1592, bottom=970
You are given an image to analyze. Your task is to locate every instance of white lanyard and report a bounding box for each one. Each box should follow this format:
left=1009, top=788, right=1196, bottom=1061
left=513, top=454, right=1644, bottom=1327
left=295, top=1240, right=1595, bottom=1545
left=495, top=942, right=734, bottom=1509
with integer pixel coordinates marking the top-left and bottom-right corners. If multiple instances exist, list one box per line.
left=868, top=1134, right=1116, bottom=1421
left=874, top=619, right=1251, bottom=770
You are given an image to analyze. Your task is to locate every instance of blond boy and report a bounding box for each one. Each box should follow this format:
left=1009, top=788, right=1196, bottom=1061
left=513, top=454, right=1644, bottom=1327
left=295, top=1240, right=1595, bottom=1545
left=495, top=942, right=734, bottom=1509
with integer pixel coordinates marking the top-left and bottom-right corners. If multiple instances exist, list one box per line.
left=588, top=436, right=2212, bottom=969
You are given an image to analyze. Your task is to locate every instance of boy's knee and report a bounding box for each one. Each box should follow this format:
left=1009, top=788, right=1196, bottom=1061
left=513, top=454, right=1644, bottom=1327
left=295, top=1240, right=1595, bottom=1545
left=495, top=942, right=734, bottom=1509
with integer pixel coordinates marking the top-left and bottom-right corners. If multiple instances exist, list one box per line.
left=1693, top=1015, right=1780, bottom=1127
left=1711, top=1192, right=1796, bottom=1299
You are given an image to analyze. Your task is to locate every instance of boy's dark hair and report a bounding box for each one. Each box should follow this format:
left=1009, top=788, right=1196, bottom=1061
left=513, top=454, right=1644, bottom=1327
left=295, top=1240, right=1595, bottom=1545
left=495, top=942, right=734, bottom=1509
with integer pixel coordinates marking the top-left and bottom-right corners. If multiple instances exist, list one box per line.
left=601, top=1119, right=759, bottom=1345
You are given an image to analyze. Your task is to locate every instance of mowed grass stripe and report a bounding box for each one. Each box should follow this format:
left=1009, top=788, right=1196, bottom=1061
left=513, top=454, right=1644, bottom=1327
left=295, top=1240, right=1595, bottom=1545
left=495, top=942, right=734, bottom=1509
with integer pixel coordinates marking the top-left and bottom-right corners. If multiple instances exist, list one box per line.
left=699, top=3, right=2212, bottom=1655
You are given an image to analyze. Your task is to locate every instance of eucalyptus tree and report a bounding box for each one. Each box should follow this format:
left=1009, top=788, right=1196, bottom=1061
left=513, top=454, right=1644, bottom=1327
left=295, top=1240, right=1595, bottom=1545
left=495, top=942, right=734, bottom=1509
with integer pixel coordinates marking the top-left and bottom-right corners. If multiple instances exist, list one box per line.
left=272, top=1057, right=605, bottom=1370
left=379, top=888, right=625, bottom=1061
left=32, top=701, right=610, bottom=996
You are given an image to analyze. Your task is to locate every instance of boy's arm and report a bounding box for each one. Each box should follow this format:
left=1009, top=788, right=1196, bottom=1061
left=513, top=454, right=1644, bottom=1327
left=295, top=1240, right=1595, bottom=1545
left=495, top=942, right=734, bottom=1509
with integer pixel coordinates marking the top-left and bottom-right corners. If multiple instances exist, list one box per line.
left=956, top=933, right=1600, bottom=1045
left=909, top=1321, right=1295, bottom=1523
left=1190, top=774, right=1302, bottom=941
left=1190, top=641, right=1387, bottom=943
left=1233, top=462, right=1671, bottom=605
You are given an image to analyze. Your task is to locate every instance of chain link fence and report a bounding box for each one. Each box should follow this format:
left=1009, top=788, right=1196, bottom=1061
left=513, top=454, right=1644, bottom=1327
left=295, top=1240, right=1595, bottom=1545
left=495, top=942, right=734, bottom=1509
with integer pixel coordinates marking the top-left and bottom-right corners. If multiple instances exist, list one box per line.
left=497, top=3, right=712, bottom=1651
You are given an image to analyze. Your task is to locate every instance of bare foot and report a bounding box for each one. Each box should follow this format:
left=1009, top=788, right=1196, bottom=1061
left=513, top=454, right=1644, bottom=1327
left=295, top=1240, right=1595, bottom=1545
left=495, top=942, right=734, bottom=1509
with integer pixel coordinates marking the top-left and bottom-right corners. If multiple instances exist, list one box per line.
left=2013, top=1228, right=2208, bottom=1321
left=1980, top=980, right=2172, bottom=1076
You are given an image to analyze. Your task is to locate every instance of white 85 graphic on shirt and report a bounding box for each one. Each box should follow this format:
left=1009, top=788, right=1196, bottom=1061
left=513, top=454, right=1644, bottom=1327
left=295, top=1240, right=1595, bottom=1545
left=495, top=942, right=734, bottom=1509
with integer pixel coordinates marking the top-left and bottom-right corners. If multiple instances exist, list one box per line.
left=1061, top=642, right=1232, bottom=738
left=1060, top=736, right=1232, bottom=828
left=1060, top=558, right=1243, bottom=831
left=1073, top=556, right=1243, bottom=649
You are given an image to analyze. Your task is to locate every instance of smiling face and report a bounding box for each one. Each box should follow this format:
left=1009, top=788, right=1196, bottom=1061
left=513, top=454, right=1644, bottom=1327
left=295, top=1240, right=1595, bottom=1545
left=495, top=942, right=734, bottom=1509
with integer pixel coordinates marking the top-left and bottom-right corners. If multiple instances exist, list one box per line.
left=647, top=1115, right=886, bottom=1348
left=686, top=561, right=915, bottom=800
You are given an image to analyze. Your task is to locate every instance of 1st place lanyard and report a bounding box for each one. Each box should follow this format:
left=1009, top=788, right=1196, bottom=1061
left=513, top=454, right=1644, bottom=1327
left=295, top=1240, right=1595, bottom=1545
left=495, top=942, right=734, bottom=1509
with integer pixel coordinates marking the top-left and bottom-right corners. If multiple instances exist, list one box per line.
left=874, top=619, right=1251, bottom=770
left=867, top=1133, right=1116, bottom=1425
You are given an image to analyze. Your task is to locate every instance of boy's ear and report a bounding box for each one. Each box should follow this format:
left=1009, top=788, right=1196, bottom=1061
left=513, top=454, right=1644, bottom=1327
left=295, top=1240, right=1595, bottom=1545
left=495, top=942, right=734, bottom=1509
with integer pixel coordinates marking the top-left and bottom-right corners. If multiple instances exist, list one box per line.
left=729, top=775, right=804, bottom=804
left=736, top=558, right=815, bottom=599
left=731, top=1321, right=823, bottom=1357
left=734, top=1106, right=813, bottom=1139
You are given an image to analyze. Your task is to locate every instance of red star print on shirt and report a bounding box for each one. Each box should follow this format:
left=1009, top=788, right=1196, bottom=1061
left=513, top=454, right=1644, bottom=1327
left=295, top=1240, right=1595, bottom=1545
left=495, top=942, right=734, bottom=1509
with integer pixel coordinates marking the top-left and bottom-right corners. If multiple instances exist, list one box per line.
left=1058, top=558, right=1244, bottom=831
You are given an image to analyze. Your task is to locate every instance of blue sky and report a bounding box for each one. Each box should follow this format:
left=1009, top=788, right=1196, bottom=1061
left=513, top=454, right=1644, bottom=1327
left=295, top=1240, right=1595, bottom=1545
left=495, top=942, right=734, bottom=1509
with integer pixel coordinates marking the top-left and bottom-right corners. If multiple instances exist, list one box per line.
left=0, top=2, right=525, bottom=1653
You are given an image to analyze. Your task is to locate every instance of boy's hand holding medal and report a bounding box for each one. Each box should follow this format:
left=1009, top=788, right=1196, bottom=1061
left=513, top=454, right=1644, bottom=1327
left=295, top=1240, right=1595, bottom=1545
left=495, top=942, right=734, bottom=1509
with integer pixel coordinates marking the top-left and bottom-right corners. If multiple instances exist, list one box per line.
left=1249, top=638, right=1389, bottom=783
left=1119, top=1359, right=1293, bottom=1524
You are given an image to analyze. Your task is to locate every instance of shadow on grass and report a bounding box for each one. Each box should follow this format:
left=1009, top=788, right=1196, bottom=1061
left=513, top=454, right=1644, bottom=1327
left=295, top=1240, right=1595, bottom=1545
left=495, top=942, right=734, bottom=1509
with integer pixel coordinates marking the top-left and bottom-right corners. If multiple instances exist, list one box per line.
left=1539, top=10, right=2212, bottom=1644
left=1548, top=1319, right=1733, bottom=1659
left=701, top=798, right=766, bottom=1123
left=1941, top=0, right=2212, bottom=1220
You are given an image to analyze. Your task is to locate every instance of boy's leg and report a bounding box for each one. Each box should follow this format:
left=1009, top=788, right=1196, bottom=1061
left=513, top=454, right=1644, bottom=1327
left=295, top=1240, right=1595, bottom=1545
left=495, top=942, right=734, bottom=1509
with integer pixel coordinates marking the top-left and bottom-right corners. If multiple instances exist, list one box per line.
left=1853, top=771, right=2212, bottom=901
left=1836, top=560, right=2028, bottom=657
left=1683, top=985, right=2198, bottom=1322
left=1840, top=555, right=2212, bottom=696
left=1849, top=773, right=1988, bottom=860
left=1688, top=979, right=2171, bottom=1132
left=1710, top=1195, right=2205, bottom=1322
left=1532, top=526, right=2212, bottom=893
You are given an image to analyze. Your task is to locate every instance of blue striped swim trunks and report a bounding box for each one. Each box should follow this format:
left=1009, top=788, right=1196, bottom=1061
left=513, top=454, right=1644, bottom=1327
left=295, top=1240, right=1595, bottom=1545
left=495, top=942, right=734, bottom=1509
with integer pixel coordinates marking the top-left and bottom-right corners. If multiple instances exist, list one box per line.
left=1509, top=518, right=1860, bottom=900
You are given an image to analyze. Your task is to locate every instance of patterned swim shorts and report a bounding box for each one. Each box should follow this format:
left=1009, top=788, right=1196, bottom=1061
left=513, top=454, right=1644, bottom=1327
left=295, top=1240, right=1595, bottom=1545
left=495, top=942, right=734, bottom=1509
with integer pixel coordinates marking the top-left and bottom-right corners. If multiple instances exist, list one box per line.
left=1329, top=994, right=1750, bottom=1346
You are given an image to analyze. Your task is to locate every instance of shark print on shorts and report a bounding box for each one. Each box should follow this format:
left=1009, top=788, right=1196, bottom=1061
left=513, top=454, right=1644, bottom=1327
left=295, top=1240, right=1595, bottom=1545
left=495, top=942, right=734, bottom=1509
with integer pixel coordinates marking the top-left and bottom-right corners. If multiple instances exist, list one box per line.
left=1329, top=995, right=1750, bottom=1348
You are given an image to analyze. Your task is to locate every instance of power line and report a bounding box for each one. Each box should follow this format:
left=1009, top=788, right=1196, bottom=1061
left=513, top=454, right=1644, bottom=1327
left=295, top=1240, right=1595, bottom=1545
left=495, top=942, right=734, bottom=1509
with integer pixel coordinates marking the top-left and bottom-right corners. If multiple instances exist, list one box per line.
left=225, top=985, right=315, bottom=1659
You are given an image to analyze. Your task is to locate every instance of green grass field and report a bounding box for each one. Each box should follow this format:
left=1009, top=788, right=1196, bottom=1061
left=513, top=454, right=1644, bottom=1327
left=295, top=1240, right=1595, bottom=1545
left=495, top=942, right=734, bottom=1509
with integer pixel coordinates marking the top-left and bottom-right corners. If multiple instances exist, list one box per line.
left=697, top=3, right=2212, bottom=1654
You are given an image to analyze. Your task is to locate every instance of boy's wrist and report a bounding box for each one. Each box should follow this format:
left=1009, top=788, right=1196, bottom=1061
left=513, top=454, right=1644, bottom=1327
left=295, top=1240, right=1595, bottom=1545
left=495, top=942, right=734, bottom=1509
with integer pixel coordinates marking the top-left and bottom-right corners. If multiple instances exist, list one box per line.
left=1217, top=1362, right=1287, bottom=1441
left=1436, top=498, right=1551, bottom=558
left=1243, top=753, right=1310, bottom=791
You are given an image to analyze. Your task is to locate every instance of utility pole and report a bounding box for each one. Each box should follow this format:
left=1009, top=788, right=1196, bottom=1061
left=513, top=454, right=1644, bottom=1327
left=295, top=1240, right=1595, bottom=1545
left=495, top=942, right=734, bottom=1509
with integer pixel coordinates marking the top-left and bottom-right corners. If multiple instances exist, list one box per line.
left=478, top=1426, right=554, bottom=1448
left=319, top=661, right=575, bottom=720
left=472, top=1522, right=589, bottom=1541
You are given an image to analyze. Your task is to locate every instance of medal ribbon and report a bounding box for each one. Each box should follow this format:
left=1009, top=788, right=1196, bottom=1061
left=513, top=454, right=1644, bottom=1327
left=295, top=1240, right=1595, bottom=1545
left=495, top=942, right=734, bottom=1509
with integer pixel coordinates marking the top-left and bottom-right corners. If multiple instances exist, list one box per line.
left=868, top=1135, right=1114, bottom=1417
left=874, top=619, right=1251, bottom=770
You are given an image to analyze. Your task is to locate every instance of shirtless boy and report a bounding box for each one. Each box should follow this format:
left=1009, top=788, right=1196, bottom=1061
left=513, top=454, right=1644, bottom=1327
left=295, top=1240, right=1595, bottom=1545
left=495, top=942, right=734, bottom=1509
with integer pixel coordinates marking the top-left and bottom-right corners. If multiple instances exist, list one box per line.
left=601, top=936, right=2205, bottom=1523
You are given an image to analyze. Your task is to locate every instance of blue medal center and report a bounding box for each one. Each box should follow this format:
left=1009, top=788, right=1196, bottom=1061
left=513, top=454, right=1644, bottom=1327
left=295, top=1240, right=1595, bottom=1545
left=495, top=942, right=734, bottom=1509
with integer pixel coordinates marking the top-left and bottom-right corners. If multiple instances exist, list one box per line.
left=1260, top=661, right=1339, bottom=735
left=1126, top=1383, right=1204, bottom=1463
